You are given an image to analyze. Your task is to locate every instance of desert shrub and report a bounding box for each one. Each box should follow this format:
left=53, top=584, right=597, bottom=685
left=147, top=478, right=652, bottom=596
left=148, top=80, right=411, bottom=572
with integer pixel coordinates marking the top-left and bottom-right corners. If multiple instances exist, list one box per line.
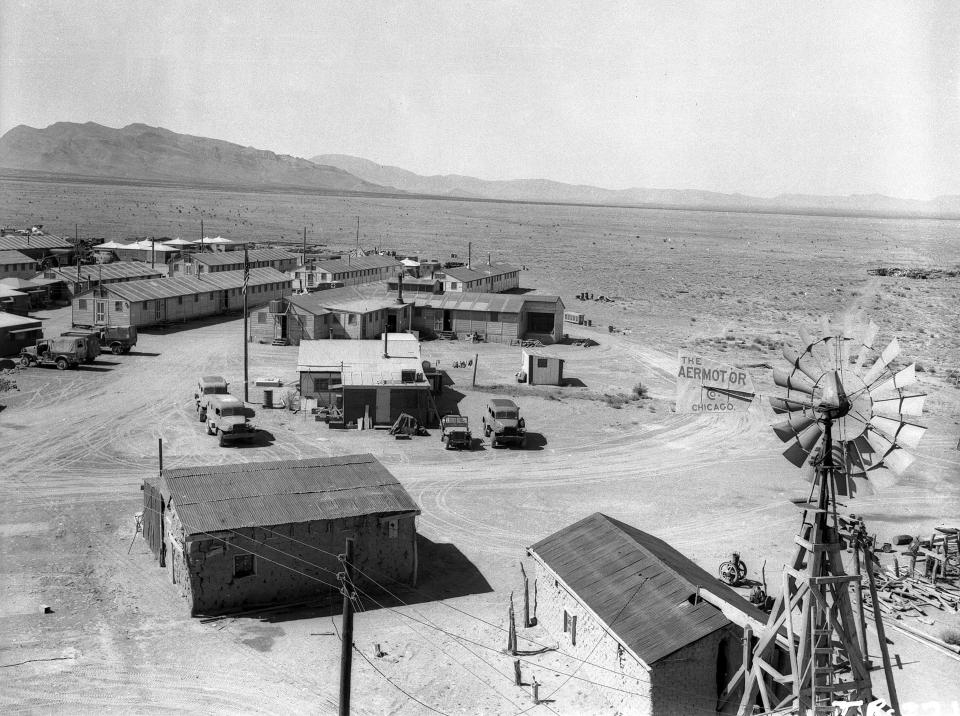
left=942, top=628, right=960, bottom=647
left=603, top=393, right=628, bottom=409
left=632, top=383, right=648, bottom=399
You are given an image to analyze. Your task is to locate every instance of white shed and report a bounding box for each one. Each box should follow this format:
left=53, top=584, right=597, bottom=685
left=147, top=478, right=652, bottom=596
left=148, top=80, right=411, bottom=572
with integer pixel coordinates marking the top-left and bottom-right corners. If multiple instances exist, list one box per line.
left=521, top=349, right=564, bottom=386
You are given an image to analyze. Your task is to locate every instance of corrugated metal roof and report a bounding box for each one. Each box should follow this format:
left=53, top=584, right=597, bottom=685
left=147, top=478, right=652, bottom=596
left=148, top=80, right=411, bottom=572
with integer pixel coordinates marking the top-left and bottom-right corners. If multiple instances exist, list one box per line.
left=289, top=283, right=407, bottom=315
left=413, top=292, right=560, bottom=313
left=189, top=248, right=297, bottom=267
left=529, top=513, right=762, bottom=664
left=78, top=267, right=290, bottom=302
left=442, top=262, right=518, bottom=282
left=0, top=234, right=72, bottom=251
left=0, top=250, right=35, bottom=265
left=161, top=454, right=420, bottom=534
left=308, top=255, right=401, bottom=273
left=46, top=261, right=165, bottom=283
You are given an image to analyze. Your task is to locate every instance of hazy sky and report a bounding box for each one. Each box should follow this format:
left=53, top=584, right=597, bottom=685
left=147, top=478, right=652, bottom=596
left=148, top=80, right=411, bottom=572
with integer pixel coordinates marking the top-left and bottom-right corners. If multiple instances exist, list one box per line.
left=2, top=1, right=958, bottom=199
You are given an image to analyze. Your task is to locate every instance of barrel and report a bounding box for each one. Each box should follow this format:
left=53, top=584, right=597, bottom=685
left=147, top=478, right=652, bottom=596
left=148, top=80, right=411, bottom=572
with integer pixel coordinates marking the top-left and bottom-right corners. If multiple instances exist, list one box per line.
left=263, top=388, right=274, bottom=408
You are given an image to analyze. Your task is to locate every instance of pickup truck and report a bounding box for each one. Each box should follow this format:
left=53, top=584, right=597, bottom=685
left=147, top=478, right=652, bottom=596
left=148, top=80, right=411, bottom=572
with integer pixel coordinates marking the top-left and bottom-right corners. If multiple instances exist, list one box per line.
left=440, top=414, right=473, bottom=450
left=205, top=394, right=259, bottom=446
left=481, top=398, right=526, bottom=448
left=19, top=337, right=83, bottom=370
left=195, top=375, right=230, bottom=421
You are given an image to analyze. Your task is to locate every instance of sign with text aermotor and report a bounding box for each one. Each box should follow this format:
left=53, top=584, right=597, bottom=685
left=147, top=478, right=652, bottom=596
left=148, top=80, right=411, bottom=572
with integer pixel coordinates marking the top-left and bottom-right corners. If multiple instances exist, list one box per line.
left=675, top=351, right=755, bottom=413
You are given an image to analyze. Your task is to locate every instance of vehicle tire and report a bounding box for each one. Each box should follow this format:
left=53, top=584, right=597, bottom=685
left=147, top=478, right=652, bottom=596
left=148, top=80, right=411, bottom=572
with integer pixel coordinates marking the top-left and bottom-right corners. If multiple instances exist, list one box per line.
left=206, top=422, right=214, bottom=435
left=56, top=358, right=68, bottom=370
left=218, top=430, right=226, bottom=447
left=484, top=425, right=491, bottom=438
left=19, top=355, right=30, bottom=367
left=112, top=344, right=123, bottom=355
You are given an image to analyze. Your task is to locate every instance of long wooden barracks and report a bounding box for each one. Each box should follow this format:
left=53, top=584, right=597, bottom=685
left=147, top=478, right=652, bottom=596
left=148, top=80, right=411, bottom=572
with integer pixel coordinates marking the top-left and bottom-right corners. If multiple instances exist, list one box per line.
left=71, top=267, right=291, bottom=328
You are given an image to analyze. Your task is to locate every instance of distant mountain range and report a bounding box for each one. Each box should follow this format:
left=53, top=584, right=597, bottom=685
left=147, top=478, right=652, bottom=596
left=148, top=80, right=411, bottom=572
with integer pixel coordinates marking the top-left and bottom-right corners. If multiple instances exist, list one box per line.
left=313, top=153, right=960, bottom=217
left=0, top=122, right=384, bottom=193
left=1, top=122, right=956, bottom=217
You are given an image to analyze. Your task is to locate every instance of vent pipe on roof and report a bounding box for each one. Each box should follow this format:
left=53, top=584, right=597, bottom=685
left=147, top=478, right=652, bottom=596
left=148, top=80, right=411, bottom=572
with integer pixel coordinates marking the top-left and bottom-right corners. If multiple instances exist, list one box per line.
left=396, top=271, right=404, bottom=304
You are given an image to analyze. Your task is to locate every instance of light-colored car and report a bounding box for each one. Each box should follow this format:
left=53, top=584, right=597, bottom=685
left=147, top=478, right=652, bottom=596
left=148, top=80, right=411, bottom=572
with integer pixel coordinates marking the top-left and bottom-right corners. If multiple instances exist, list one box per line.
left=481, top=398, right=526, bottom=448
left=205, top=394, right=257, bottom=446
left=195, top=375, right=229, bottom=421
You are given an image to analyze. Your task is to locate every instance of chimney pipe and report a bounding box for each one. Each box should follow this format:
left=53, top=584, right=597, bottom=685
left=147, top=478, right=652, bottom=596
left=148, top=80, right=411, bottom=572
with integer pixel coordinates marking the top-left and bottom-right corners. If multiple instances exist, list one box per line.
left=383, top=331, right=389, bottom=358
left=396, top=271, right=404, bottom=304
left=467, top=242, right=471, bottom=270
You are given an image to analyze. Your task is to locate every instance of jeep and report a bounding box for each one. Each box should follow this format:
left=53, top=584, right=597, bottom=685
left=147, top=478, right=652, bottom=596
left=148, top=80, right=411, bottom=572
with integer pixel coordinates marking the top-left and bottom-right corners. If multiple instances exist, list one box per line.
left=205, top=394, right=258, bottom=446
left=19, top=337, right=83, bottom=370
left=440, top=414, right=472, bottom=450
left=481, top=398, right=526, bottom=448
left=195, top=375, right=230, bottom=421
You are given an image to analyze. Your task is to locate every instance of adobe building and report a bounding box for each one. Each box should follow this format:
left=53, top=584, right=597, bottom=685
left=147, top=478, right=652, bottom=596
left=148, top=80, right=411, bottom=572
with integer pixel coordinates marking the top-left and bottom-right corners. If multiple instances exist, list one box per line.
left=250, top=283, right=413, bottom=345
left=528, top=513, right=768, bottom=716
left=71, top=267, right=291, bottom=328
left=142, top=454, right=420, bottom=615
left=412, top=292, right=565, bottom=344
left=297, top=334, right=438, bottom=427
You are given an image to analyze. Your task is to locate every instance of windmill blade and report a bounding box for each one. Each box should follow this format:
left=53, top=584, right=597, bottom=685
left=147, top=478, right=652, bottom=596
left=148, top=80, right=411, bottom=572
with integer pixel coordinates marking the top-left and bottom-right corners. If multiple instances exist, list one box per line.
left=798, top=327, right=827, bottom=371
left=782, top=423, right=823, bottom=467
left=865, top=427, right=916, bottom=474
left=782, top=345, right=826, bottom=384
left=839, top=336, right=853, bottom=369
left=873, top=392, right=925, bottom=418
left=873, top=364, right=917, bottom=395
left=769, top=396, right=816, bottom=415
left=870, top=415, right=927, bottom=449
left=854, top=321, right=879, bottom=370
left=772, top=414, right=817, bottom=443
left=862, top=337, right=901, bottom=385
left=852, top=434, right=878, bottom=471
left=773, top=367, right=818, bottom=396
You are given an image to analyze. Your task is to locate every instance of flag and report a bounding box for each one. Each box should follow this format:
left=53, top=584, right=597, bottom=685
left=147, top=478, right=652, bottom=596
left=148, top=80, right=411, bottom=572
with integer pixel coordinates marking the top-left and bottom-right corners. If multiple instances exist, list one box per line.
left=242, top=245, right=249, bottom=295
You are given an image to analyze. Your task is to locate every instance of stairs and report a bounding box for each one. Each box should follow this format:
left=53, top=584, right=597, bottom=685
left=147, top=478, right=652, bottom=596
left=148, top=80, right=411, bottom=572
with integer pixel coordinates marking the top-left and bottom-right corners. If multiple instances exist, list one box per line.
left=271, top=337, right=289, bottom=346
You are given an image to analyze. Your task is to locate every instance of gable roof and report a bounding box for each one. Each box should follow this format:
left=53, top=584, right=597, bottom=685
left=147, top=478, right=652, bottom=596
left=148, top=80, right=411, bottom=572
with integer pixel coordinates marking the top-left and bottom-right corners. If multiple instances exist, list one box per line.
left=0, top=312, right=41, bottom=329
left=529, top=513, right=762, bottom=665
left=0, top=250, right=36, bottom=266
left=442, top=262, right=518, bottom=282
left=289, top=283, right=407, bottom=315
left=414, top=292, right=560, bottom=313
left=44, top=261, right=165, bottom=284
left=188, top=248, right=297, bottom=267
left=305, top=254, right=402, bottom=274
left=160, top=454, right=420, bottom=534
left=0, top=233, right=72, bottom=251
left=76, top=267, right=290, bottom=302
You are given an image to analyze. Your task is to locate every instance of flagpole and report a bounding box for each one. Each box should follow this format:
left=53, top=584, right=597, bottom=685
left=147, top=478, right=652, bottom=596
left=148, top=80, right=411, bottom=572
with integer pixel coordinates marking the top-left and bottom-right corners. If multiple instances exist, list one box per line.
left=243, top=244, right=249, bottom=403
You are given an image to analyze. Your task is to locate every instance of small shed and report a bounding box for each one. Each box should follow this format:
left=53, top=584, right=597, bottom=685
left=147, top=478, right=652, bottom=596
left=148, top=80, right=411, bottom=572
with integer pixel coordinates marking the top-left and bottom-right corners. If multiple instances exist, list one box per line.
left=0, top=312, right=42, bottom=356
left=521, top=349, right=564, bottom=386
left=0, top=285, right=30, bottom=315
left=142, top=454, right=421, bottom=615
left=528, top=513, right=769, bottom=716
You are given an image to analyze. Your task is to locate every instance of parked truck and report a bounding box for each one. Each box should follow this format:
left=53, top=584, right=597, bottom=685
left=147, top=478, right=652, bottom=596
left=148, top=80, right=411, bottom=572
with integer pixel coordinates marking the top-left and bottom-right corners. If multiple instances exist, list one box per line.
left=60, top=330, right=100, bottom=363
left=19, top=337, right=83, bottom=370
left=69, top=325, right=138, bottom=355
left=195, top=375, right=230, bottom=421
left=481, top=398, right=526, bottom=448
left=205, top=394, right=259, bottom=446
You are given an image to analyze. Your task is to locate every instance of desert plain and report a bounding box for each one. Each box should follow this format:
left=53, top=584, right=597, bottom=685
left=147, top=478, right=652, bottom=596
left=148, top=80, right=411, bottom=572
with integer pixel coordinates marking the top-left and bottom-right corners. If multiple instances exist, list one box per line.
left=0, top=174, right=959, bottom=714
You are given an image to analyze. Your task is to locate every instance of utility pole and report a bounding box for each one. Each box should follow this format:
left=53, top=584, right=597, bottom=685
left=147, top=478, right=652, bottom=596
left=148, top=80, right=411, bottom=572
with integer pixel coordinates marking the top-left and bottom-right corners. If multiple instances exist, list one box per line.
left=302, top=226, right=307, bottom=266
left=355, top=216, right=360, bottom=252
left=338, top=537, right=356, bottom=716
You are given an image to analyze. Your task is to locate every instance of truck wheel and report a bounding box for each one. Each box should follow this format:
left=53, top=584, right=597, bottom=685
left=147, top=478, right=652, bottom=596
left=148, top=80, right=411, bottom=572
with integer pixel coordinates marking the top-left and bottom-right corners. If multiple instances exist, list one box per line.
left=56, top=358, right=68, bottom=370
left=206, top=422, right=214, bottom=435
left=111, top=344, right=123, bottom=355
left=218, top=431, right=227, bottom=447
left=19, top=355, right=30, bottom=367
left=484, top=425, right=491, bottom=438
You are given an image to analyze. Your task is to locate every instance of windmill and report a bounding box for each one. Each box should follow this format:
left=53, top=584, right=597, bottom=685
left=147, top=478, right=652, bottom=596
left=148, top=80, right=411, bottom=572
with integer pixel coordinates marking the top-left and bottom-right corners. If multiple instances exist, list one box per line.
left=730, top=318, right=925, bottom=716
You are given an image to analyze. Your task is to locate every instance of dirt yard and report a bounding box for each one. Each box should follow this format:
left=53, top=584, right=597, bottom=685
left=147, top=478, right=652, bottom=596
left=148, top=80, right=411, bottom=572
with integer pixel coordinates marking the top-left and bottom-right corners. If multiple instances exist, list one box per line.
left=1, top=180, right=959, bottom=714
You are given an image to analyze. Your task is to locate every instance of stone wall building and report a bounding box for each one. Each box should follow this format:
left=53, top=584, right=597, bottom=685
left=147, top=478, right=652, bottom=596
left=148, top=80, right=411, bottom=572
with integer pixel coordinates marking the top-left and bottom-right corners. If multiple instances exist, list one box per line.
left=528, top=513, right=768, bottom=715
left=142, top=454, right=421, bottom=616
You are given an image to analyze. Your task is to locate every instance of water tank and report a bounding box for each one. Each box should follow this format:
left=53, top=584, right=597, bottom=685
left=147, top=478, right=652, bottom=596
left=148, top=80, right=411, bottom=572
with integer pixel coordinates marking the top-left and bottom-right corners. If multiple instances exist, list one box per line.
left=268, top=299, right=285, bottom=314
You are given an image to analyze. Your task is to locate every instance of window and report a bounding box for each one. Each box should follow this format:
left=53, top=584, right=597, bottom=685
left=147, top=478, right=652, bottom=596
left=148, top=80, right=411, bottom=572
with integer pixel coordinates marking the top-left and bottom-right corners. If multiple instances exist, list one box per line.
left=537, top=358, right=548, bottom=368
left=78, top=299, right=87, bottom=310
left=178, top=296, right=183, bottom=305
left=401, top=369, right=417, bottom=383
left=450, top=282, right=459, bottom=290
left=114, top=301, right=123, bottom=312
left=489, top=311, right=499, bottom=322
left=347, top=314, right=357, bottom=325
left=233, top=554, right=255, bottom=578
left=257, top=312, right=267, bottom=324
left=194, top=294, right=199, bottom=302
left=563, top=611, right=577, bottom=645
left=143, top=301, right=150, bottom=309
